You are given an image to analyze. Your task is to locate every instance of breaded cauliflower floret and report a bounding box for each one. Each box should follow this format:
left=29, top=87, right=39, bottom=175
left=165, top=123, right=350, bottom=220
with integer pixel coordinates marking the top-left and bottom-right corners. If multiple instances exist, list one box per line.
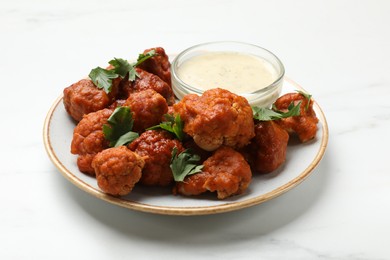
left=124, top=89, right=168, bottom=133
left=71, top=108, right=112, bottom=175
left=175, top=146, right=252, bottom=199
left=244, top=120, right=289, bottom=174
left=173, top=88, right=255, bottom=151
left=63, top=79, right=113, bottom=122
left=136, top=47, right=172, bottom=86
left=273, top=92, right=318, bottom=142
left=128, top=130, right=184, bottom=186
left=92, top=146, right=145, bottom=196
left=122, top=68, right=175, bottom=105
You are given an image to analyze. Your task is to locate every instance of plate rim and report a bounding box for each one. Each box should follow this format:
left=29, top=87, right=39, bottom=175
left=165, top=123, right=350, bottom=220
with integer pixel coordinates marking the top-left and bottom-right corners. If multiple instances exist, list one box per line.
left=43, top=77, right=329, bottom=216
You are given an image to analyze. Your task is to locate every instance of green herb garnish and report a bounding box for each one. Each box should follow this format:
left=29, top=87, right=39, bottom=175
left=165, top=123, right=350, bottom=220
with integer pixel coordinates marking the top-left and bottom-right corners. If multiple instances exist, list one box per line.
left=147, top=114, right=184, bottom=141
left=252, top=101, right=302, bottom=121
left=103, top=106, right=139, bottom=147
left=133, top=50, right=157, bottom=67
left=109, top=57, right=138, bottom=81
left=88, top=50, right=157, bottom=93
left=108, top=58, right=133, bottom=78
left=170, top=148, right=204, bottom=182
left=296, top=90, right=312, bottom=110
left=88, top=67, right=118, bottom=93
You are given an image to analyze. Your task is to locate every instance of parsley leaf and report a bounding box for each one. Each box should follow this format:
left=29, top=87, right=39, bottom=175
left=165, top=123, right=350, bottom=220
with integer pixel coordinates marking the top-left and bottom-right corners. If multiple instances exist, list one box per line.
left=133, top=50, right=157, bottom=67
left=88, top=67, right=118, bottom=93
left=128, top=67, right=138, bottom=81
left=88, top=50, right=157, bottom=93
left=147, top=114, right=184, bottom=141
left=108, top=58, right=132, bottom=78
left=252, top=101, right=302, bottom=121
left=114, top=131, right=139, bottom=147
left=296, top=90, right=312, bottom=110
left=103, top=106, right=139, bottom=147
left=109, top=57, right=138, bottom=81
left=170, top=148, right=204, bottom=182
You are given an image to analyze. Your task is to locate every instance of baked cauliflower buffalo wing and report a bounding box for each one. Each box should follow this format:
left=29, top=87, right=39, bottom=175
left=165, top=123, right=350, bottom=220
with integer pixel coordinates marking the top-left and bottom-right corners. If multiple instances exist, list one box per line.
left=92, top=146, right=145, bottom=196
left=122, top=68, right=175, bottom=105
left=137, top=47, right=172, bottom=86
left=175, top=146, right=252, bottom=199
left=273, top=92, right=318, bottom=142
left=173, top=88, right=255, bottom=151
left=124, top=89, right=168, bottom=133
left=128, top=130, right=185, bottom=186
left=63, top=79, right=114, bottom=122
left=245, top=120, right=289, bottom=174
left=71, top=108, right=112, bottom=175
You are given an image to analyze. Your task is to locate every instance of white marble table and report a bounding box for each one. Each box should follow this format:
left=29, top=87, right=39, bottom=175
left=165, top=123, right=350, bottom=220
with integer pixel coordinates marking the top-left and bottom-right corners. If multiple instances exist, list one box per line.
left=1, top=0, right=389, bottom=259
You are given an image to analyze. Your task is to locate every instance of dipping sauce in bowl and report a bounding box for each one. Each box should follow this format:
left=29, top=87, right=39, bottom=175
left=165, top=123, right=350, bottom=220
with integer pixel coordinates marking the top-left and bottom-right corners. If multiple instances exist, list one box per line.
left=171, top=41, right=285, bottom=107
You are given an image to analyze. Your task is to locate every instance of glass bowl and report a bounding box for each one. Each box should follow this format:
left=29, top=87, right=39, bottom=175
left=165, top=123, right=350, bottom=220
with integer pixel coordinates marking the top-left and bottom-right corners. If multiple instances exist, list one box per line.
left=171, top=41, right=285, bottom=107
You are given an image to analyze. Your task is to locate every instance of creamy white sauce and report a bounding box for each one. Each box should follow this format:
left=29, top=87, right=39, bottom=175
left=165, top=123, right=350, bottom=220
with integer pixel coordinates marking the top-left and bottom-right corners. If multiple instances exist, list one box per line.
left=177, top=51, right=277, bottom=94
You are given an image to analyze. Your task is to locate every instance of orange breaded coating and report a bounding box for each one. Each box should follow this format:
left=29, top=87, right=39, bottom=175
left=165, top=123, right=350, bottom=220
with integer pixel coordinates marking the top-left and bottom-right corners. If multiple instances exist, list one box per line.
left=124, top=89, right=168, bottom=133
left=245, top=121, right=289, bottom=174
left=92, top=146, right=145, bottom=196
left=175, top=146, right=252, bottom=199
left=123, top=68, right=175, bottom=105
left=174, top=172, right=211, bottom=196
left=71, top=108, right=112, bottom=175
left=137, top=47, right=172, bottom=86
left=63, top=79, right=113, bottom=122
left=173, top=88, right=255, bottom=151
left=128, top=130, right=185, bottom=186
left=273, top=92, right=318, bottom=142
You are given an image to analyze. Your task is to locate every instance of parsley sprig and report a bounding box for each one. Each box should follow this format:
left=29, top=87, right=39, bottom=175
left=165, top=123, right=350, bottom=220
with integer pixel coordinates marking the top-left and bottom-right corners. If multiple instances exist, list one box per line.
left=88, top=50, right=157, bottom=93
left=108, top=58, right=133, bottom=78
left=296, top=90, right=312, bottom=110
left=88, top=68, right=118, bottom=93
left=133, top=49, right=156, bottom=67
left=147, top=114, right=184, bottom=141
left=252, top=101, right=302, bottom=121
left=170, top=148, right=204, bottom=182
left=103, top=107, right=139, bottom=147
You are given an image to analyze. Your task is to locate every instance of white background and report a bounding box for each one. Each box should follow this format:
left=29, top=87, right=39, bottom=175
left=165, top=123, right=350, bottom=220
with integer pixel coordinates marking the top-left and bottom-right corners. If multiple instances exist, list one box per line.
left=1, top=0, right=389, bottom=259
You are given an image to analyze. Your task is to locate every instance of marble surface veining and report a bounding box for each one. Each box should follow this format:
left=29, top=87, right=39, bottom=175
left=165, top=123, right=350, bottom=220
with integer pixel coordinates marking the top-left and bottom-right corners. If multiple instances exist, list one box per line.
left=1, top=0, right=390, bottom=259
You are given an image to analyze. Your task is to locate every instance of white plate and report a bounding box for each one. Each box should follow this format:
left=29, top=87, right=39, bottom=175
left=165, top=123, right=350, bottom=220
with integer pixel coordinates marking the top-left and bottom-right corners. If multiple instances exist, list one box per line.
left=43, top=77, right=328, bottom=215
